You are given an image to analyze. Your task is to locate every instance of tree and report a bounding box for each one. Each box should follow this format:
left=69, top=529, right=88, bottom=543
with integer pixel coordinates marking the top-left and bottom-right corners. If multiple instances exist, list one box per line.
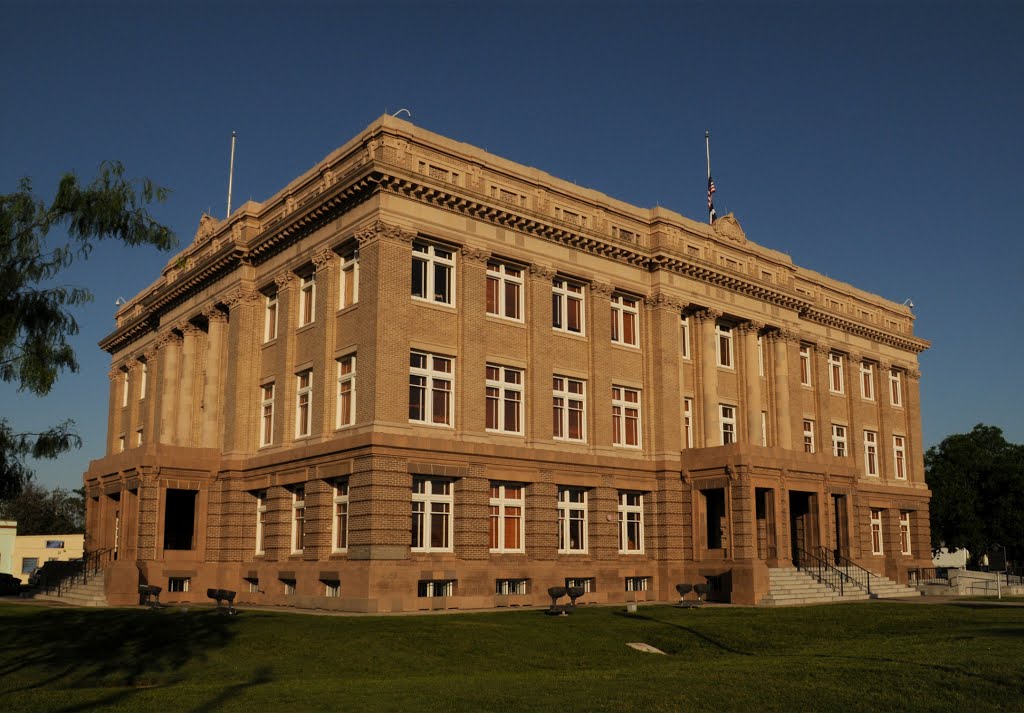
left=0, top=481, right=85, bottom=534
left=926, top=424, right=1024, bottom=564
left=0, top=162, right=175, bottom=499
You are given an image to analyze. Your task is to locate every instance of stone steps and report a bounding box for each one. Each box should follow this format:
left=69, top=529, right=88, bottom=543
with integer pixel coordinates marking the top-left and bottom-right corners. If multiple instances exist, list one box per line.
left=31, top=575, right=108, bottom=607
left=759, top=566, right=917, bottom=606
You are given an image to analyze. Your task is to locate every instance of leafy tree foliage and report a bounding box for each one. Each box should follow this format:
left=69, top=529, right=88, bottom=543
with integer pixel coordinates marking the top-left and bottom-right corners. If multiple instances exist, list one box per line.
left=926, top=424, right=1024, bottom=564
left=0, top=481, right=85, bottom=534
left=0, top=162, right=175, bottom=499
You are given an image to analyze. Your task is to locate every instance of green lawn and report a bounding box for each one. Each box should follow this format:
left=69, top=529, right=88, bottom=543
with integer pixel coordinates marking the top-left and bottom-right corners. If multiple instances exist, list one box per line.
left=1, top=600, right=1022, bottom=712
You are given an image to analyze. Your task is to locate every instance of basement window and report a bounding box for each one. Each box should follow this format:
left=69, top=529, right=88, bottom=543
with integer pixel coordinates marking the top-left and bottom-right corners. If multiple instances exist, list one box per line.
left=168, top=577, right=190, bottom=593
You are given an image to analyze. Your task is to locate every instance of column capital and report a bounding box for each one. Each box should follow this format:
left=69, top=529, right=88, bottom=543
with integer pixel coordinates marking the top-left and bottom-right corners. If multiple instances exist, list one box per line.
left=848, top=351, right=864, bottom=364
left=312, top=248, right=336, bottom=270
left=766, top=327, right=798, bottom=344
left=156, top=330, right=183, bottom=349
left=906, top=369, right=922, bottom=382
left=589, top=281, right=614, bottom=298
left=353, top=219, right=415, bottom=246
left=178, top=322, right=199, bottom=337
left=528, top=264, right=556, bottom=281
left=877, top=359, right=892, bottom=372
left=735, top=320, right=765, bottom=336
left=647, top=291, right=687, bottom=311
left=459, top=246, right=490, bottom=264
left=108, top=368, right=122, bottom=382
left=223, top=287, right=260, bottom=309
left=692, top=308, right=722, bottom=325
left=203, top=306, right=228, bottom=324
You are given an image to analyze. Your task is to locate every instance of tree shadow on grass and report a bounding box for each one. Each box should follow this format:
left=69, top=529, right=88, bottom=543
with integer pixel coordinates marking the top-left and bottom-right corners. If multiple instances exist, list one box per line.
left=0, top=606, right=241, bottom=699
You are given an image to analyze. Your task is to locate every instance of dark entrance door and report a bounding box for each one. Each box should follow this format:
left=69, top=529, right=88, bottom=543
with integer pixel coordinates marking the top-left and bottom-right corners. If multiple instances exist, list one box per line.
left=755, top=488, right=776, bottom=560
left=832, top=494, right=850, bottom=563
left=789, top=491, right=818, bottom=566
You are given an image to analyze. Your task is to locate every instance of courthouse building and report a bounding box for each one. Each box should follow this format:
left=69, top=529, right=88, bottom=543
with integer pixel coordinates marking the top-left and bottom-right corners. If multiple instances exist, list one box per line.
left=84, top=116, right=931, bottom=610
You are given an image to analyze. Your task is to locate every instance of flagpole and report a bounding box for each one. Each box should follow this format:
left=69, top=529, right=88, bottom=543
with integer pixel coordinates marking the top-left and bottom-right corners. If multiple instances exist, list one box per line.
left=226, top=130, right=237, bottom=219
left=705, top=130, right=715, bottom=224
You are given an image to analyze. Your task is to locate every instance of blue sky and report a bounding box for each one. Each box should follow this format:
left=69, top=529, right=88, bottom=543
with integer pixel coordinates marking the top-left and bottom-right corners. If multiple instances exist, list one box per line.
left=3, top=0, right=1022, bottom=492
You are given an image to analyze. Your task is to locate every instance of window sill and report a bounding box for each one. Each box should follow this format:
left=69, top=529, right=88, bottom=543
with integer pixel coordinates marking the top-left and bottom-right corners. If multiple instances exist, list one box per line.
left=336, top=303, right=358, bottom=317
left=411, top=297, right=456, bottom=312
left=552, top=329, right=587, bottom=341
left=485, top=314, right=526, bottom=328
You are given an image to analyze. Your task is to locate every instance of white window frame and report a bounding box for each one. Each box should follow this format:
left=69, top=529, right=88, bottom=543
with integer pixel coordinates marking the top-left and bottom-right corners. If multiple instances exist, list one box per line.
left=325, top=581, right=341, bottom=598
left=264, top=291, right=278, bottom=342
left=486, top=261, right=524, bottom=321
left=255, top=490, right=267, bottom=555
left=336, top=355, right=356, bottom=428
left=139, top=361, right=148, bottom=400
left=136, top=427, right=143, bottom=447
left=121, top=370, right=129, bottom=408
left=720, top=404, right=736, bottom=445
left=557, top=486, right=588, bottom=553
left=716, top=323, right=734, bottom=368
left=799, top=345, right=812, bottom=386
left=553, top=376, right=586, bottom=442
left=617, top=492, right=644, bottom=554
left=260, top=383, right=274, bottom=447
left=411, top=477, right=453, bottom=552
left=832, top=424, right=848, bottom=457
left=803, top=419, right=815, bottom=453
left=893, top=435, right=907, bottom=480
left=899, top=512, right=912, bottom=555
left=298, top=272, right=316, bottom=327
left=612, top=386, right=641, bottom=448
left=409, top=351, right=454, bottom=427
left=411, top=241, right=455, bottom=306
left=680, top=315, right=691, bottom=359
left=761, top=410, right=768, bottom=447
left=339, top=250, right=359, bottom=309
left=683, top=397, right=694, bottom=448
left=489, top=482, right=524, bottom=553
left=496, top=578, right=528, bottom=595
left=295, top=370, right=312, bottom=438
left=864, top=430, right=879, bottom=476
left=829, top=352, right=845, bottom=394
left=860, top=361, right=875, bottom=401
left=118, top=434, right=125, bottom=453
left=610, top=294, right=639, bottom=347
left=625, top=576, right=649, bottom=592
left=552, top=278, right=585, bottom=335
left=486, top=364, right=523, bottom=435
left=890, top=369, right=903, bottom=407
left=332, top=479, right=349, bottom=552
left=291, top=485, right=305, bottom=554
left=757, top=336, right=765, bottom=377
left=870, top=509, right=884, bottom=555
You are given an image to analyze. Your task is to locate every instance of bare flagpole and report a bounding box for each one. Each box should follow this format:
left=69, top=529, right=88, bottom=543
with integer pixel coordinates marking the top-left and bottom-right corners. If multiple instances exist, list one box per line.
left=226, top=130, right=237, bottom=219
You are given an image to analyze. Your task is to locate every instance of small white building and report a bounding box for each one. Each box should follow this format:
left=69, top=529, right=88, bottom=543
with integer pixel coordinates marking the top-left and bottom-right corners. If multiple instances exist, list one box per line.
left=0, top=521, right=84, bottom=579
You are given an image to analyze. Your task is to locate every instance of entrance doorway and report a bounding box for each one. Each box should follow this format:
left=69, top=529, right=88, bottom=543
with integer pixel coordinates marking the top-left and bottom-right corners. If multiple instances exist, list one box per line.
left=788, top=491, right=819, bottom=566
left=164, top=489, right=197, bottom=551
left=755, top=488, right=777, bottom=560
left=831, top=494, right=850, bottom=564
left=701, top=488, right=727, bottom=553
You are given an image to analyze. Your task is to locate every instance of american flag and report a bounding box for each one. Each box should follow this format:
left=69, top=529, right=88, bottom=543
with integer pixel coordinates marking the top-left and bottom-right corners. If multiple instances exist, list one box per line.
left=707, top=176, right=717, bottom=222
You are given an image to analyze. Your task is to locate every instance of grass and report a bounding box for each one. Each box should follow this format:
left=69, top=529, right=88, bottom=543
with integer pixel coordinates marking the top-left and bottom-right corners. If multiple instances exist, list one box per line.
left=1, top=600, right=1023, bottom=712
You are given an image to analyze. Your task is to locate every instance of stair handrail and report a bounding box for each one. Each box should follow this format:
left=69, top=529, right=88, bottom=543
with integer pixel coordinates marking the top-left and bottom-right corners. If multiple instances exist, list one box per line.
left=819, top=547, right=873, bottom=596
left=43, top=547, right=114, bottom=597
left=795, top=546, right=845, bottom=595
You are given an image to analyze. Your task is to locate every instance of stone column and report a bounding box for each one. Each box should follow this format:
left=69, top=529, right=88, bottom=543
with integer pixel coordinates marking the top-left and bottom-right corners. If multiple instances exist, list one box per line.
left=769, top=329, right=794, bottom=450
left=157, top=331, right=182, bottom=445
left=201, top=307, right=227, bottom=448
left=738, top=321, right=764, bottom=445
left=813, top=342, right=831, bottom=455
left=176, top=322, right=198, bottom=446
left=877, top=359, right=892, bottom=477
left=905, top=368, right=924, bottom=482
left=693, top=309, right=722, bottom=447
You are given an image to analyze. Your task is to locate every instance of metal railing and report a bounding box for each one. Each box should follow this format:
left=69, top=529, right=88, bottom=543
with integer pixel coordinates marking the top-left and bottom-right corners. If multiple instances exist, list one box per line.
left=821, top=547, right=873, bottom=596
left=795, top=546, right=847, bottom=595
left=40, top=548, right=113, bottom=597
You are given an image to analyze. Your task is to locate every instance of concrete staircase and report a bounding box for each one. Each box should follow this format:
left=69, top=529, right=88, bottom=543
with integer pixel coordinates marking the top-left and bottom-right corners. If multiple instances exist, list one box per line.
left=31, top=575, right=108, bottom=607
left=759, top=566, right=919, bottom=606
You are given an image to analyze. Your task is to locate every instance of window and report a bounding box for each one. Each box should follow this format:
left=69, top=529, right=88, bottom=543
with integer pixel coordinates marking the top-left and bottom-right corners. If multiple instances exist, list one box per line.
left=757, top=336, right=765, bottom=377
left=418, top=579, right=454, bottom=597
left=716, top=324, right=734, bottom=368
left=409, top=352, right=454, bottom=426
left=118, top=434, right=125, bottom=453
left=411, top=477, right=452, bottom=551
left=625, top=576, right=650, bottom=592
left=336, top=356, right=356, bottom=428
left=324, top=581, right=341, bottom=598
left=136, top=427, right=143, bottom=447
left=168, top=577, right=191, bottom=593
left=618, top=492, right=644, bottom=553
left=564, top=577, right=594, bottom=593
left=21, top=557, right=38, bottom=574
left=829, top=353, right=845, bottom=393
left=298, top=272, right=316, bottom=326
left=260, top=383, right=275, bottom=446
left=283, top=579, right=296, bottom=595
left=265, top=291, right=278, bottom=341
left=870, top=509, right=884, bottom=555
left=140, top=361, right=148, bottom=400
left=832, top=424, right=847, bottom=457
left=864, top=430, right=879, bottom=476
left=496, top=579, right=528, bottom=595
left=900, top=512, right=912, bottom=555
left=339, top=251, right=359, bottom=308
left=486, top=365, right=523, bottom=434
left=893, top=435, right=907, bottom=479
left=860, top=361, right=875, bottom=401
left=489, top=483, right=524, bottom=553
left=890, top=369, right=903, bottom=406
left=295, top=370, right=312, bottom=438
left=680, top=315, right=691, bottom=359
left=612, top=386, right=641, bottom=448
left=291, top=485, right=305, bottom=553
left=411, top=241, right=454, bottom=305
left=121, top=370, right=129, bottom=408
left=557, top=487, right=588, bottom=553
left=332, top=480, right=349, bottom=551
left=553, top=376, right=586, bottom=442
left=610, top=294, right=639, bottom=347
left=720, top=404, right=736, bottom=445
left=247, top=578, right=260, bottom=593
left=803, top=419, right=815, bottom=453
left=552, top=278, right=584, bottom=334
left=255, top=491, right=267, bottom=554
left=683, top=397, right=694, bottom=448
left=799, top=345, right=812, bottom=386
left=486, top=261, right=523, bottom=320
